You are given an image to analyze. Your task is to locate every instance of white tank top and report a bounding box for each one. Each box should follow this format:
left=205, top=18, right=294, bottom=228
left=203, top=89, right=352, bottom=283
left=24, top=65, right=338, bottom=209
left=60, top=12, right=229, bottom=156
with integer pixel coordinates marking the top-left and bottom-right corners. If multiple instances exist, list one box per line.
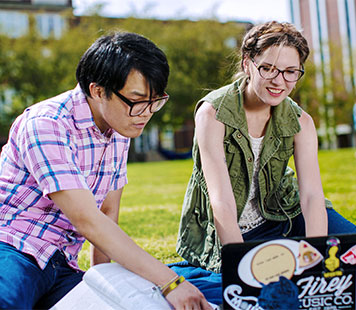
left=238, top=134, right=266, bottom=233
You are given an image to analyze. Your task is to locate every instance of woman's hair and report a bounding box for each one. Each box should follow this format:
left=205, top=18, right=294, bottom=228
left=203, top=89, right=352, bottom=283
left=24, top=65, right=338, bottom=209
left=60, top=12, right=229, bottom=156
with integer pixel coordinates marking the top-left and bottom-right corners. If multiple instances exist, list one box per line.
left=76, top=32, right=169, bottom=99
left=236, top=21, right=309, bottom=76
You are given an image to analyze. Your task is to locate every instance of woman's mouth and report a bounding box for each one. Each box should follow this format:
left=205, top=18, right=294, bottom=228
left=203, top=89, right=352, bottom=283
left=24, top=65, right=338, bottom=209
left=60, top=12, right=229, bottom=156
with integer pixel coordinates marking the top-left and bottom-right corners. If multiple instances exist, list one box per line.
left=267, top=87, right=283, bottom=96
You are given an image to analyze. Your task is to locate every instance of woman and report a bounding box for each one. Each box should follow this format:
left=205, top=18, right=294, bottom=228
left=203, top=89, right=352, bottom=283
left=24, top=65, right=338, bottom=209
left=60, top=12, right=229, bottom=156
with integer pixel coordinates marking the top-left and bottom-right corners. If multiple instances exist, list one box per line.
left=174, top=21, right=356, bottom=282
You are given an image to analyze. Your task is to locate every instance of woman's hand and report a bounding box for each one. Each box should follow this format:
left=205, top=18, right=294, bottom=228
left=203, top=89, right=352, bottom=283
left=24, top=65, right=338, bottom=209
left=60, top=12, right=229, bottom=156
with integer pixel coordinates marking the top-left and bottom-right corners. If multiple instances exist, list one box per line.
left=165, top=280, right=213, bottom=310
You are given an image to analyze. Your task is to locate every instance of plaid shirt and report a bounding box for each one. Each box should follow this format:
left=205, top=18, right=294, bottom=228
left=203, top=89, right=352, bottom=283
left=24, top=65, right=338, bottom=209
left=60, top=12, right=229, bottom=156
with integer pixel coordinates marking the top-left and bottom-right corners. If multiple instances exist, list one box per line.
left=0, top=85, right=130, bottom=270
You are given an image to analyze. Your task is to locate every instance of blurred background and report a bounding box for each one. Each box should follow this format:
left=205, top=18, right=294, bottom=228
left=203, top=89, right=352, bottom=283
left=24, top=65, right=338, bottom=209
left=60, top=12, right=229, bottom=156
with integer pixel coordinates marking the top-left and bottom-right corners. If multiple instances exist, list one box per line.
left=0, top=0, right=355, bottom=161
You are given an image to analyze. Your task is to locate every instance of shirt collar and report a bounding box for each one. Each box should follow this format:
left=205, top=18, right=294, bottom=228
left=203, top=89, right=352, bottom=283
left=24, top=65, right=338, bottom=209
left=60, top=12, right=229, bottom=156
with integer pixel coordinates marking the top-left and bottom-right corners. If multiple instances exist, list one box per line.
left=71, top=85, right=116, bottom=140
left=71, top=84, right=99, bottom=131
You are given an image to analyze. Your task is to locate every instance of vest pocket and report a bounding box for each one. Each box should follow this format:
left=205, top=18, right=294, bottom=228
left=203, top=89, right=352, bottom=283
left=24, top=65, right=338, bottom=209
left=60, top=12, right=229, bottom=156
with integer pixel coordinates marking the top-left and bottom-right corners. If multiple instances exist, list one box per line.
left=268, top=146, right=294, bottom=188
left=265, top=170, right=301, bottom=219
left=276, top=176, right=300, bottom=212
left=178, top=178, right=221, bottom=271
left=224, top=140, right=243, bottom=188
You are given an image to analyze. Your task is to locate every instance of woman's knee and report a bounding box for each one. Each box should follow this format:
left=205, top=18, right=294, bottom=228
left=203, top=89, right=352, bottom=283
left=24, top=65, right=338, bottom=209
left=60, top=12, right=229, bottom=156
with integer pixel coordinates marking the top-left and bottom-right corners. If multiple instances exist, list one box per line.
left=327, top=208, right=356, bottom=234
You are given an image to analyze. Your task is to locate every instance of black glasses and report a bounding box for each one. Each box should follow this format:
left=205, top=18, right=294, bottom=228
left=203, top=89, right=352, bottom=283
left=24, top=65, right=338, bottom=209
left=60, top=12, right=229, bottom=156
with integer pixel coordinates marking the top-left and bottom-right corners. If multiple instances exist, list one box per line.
left=112, top=90, right=169, bottom=117
left=251, top=59, right=304, bottom=82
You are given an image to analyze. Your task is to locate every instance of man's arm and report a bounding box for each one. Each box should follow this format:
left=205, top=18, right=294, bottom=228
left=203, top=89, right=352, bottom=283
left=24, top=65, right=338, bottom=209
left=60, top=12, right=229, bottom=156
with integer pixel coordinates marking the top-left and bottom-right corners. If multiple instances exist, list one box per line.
left=90, top=188, right=123, bottom=266
left=49, top=189, right=212, bottom=310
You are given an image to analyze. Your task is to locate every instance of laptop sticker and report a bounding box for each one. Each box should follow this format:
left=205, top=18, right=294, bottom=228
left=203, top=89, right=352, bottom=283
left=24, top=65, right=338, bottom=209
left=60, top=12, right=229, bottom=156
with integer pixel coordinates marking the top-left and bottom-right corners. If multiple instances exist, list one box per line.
left=237, top=239, right=323, bottom=288
left=323, top=237, right=343, bottom=278
left=341, top=245, right=356, bottom=265
left=296, top=240, right=323, bottom=275
left=251, top=244, right=295, bottom=285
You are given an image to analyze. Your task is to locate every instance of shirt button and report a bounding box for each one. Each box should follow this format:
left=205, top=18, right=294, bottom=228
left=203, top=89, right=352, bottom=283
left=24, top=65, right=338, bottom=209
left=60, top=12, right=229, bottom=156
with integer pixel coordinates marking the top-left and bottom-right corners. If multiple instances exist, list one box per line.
left=248, top=157, right=253, bottom=162
left=237, top=133, right=242, bottom=138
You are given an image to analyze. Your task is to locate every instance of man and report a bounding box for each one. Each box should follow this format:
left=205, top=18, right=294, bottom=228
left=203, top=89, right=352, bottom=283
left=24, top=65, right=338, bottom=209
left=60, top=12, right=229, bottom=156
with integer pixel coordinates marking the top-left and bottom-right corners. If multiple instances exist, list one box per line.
left=0, top=32, right=211, bottom=310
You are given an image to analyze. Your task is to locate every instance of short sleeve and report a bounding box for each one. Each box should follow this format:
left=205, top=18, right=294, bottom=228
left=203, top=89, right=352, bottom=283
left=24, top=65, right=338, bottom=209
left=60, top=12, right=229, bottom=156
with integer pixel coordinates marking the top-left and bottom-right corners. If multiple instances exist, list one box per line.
left=19, top=116, right=89, bottom=196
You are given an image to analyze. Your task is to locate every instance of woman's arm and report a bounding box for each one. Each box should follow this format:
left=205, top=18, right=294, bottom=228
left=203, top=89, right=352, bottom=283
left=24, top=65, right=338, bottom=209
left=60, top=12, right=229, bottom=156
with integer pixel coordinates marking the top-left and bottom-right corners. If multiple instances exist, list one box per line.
left=49, top=189, right=212, bottom=310
left=90, top=188, right=123, bottom=266
left=195, top=102, right=244, bottom=244
left=293, top=110, right=328, bottom=237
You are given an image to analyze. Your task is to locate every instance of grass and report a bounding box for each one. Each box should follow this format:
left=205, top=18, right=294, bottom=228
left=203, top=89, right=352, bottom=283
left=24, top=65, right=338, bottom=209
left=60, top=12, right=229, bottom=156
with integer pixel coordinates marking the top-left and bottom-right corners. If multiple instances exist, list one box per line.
left=78, top=147, right=356, bottom=270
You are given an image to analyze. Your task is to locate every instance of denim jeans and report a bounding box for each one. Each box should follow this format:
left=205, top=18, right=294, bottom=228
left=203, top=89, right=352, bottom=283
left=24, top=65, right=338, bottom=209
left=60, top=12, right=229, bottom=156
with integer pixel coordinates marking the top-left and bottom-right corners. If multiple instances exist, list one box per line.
left=0, top=242, right=84, bottom=309
left=243, top=208, right=356, bottom=241
left=171, top=208, right=356, bottom=306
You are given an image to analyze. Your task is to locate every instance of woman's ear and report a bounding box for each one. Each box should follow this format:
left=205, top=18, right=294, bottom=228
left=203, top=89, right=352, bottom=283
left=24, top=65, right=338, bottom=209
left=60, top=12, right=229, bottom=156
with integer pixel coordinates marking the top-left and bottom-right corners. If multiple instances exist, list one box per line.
left=242, top=57, right=250, bottom=76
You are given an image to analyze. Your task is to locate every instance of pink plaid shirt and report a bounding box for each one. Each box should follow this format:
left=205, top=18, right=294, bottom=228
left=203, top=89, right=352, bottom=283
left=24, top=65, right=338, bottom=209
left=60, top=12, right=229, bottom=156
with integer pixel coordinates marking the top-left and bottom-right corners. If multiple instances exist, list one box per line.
left=0, top=85, right=130, bottom=270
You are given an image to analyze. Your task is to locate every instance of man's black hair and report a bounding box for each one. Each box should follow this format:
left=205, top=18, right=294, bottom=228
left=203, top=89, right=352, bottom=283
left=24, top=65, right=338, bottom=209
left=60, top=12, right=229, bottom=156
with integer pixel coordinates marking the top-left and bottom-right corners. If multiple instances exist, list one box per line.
left=76, top=32, right=169, bottom=98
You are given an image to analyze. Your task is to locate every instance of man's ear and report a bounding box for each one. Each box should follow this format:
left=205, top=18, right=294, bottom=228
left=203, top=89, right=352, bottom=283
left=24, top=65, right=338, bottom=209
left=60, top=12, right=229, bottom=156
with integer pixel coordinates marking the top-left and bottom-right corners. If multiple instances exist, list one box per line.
left=89, top=83, right=104, bottom=99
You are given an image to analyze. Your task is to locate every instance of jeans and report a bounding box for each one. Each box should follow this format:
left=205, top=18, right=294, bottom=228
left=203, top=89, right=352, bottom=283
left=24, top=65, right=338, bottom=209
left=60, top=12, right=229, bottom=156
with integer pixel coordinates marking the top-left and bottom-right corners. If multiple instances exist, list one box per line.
left=243, top=208, right=356, bottom=241
left=171, top=208, right=356, bottom=306
left=0, top=242, right=84, bottom=309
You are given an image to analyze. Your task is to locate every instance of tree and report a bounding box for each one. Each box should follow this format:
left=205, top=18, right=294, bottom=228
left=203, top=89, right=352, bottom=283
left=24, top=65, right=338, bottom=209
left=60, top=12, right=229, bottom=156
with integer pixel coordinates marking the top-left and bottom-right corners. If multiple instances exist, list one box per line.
left=0, top=15, right=247, bottom=138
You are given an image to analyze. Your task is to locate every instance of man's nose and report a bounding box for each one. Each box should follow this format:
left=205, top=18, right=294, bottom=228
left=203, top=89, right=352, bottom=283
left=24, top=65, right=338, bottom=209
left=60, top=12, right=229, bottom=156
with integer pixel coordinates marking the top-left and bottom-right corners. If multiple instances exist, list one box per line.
left=140, top=104, right=153, bottom=117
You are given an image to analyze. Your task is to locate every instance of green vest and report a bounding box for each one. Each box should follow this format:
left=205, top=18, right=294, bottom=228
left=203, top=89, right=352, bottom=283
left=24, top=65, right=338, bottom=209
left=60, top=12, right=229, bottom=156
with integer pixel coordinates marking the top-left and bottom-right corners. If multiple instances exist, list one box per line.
left=176, top=78, right=332, bottom=273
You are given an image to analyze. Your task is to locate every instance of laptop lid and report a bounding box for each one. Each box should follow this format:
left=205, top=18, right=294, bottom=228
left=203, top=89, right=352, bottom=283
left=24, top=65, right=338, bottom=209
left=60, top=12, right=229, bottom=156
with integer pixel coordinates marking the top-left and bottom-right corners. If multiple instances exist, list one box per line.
left=222, top=234, right=356, bottom=310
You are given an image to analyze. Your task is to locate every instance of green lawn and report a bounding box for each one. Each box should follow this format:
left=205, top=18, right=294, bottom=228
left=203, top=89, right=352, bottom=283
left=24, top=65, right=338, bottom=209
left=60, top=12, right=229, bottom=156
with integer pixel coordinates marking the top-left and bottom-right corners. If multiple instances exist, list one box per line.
left=78, top=147, right=356, bottom=270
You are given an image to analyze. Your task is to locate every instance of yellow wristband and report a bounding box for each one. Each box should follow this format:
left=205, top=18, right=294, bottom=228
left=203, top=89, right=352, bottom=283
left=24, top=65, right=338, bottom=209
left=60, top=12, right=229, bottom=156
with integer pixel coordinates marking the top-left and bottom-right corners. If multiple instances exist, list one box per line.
left=161, top=276, right=185, bottom=297
left=159, top=275, right=179, bottom=292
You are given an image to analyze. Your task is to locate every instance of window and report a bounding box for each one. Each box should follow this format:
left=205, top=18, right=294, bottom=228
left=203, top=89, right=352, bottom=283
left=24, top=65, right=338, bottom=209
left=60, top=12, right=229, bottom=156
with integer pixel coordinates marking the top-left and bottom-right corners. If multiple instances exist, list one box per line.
left=35, top=13, right=66, bottom=38
left=32, top=0, right=69, bottom=6
left=0, top=10, right=28, bottom=38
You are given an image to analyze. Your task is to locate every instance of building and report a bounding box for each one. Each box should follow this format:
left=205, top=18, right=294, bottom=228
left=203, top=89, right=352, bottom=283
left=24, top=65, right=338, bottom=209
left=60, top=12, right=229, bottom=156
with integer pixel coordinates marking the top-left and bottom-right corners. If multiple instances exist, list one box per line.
left=289, top=0, right=356, bottom=147
left=0, top=0, right=73, bottom=151
left=0, top=0, right=72, bottom=38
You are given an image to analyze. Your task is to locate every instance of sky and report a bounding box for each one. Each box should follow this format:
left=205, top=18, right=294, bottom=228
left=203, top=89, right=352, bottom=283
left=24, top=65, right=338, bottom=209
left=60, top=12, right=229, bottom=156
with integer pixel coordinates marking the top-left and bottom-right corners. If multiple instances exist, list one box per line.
left=72, top=0, right=291, bottom=24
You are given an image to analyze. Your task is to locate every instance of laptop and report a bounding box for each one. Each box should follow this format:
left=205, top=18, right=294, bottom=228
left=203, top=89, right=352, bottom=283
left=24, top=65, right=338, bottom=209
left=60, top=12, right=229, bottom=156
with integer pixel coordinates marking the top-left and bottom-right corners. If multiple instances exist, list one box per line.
left=221, top=234, right=356, bottom=310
